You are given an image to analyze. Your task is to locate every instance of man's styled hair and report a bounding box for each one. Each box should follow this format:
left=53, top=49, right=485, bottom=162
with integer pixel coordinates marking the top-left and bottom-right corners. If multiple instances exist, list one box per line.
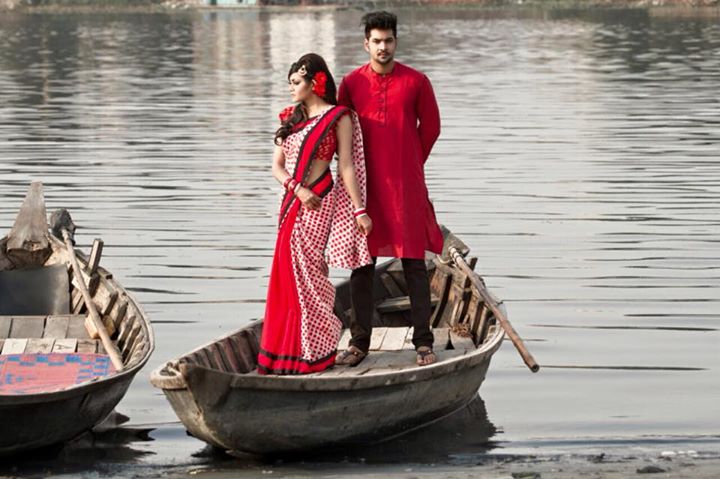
left=362, top=11, right=397, bottom=39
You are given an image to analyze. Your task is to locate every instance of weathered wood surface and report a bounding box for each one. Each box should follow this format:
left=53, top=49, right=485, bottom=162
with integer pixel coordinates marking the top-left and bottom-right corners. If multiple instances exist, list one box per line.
left=0, top=317, right=11, bottom=338
left=1, top=338, right=28, bottom=354
left=0, top=315, right=88, bottom=340
left=24, top=338, right=55, bottom=354
left=449, top=246, right=538, bottom=372
left=61, top=229, right=123, bottom=370
left=378, top=327, right=408, bottom=350
left=380, top=272, right=405, bottom=297
left=429, top=260, right=452, bottom=327
left=9, top=317, right=45, bottom=338
left=44, top=315, right=70, bottom=339
left=336, top=329, right=351, bottom=350
left=376, top=294, right=440, bottom=314
left=0, top=338, right=105, bottom=354
left=51, top=338, right=77, bottom=353
left=449, top=329, right=476, bottom=351
left=5, top=182, right=52, bottom=268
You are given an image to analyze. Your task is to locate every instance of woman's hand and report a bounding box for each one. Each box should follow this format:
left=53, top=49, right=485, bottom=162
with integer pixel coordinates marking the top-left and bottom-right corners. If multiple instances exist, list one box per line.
left=356, top=214, right=373, bottom=236
left=296, top=187, right=321, bottom=210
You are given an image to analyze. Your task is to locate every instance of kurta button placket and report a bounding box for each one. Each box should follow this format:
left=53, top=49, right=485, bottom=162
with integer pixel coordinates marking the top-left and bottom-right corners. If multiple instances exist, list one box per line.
left=337, top=62, right=443, bottom=258
left=378, top=76, right=387, bottom=124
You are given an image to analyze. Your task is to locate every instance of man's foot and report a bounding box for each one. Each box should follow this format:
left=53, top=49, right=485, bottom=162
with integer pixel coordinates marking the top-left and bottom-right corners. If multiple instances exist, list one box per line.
left=335, top=345, right=367, bottom=367
left=416, top=346, right=437, bottom=366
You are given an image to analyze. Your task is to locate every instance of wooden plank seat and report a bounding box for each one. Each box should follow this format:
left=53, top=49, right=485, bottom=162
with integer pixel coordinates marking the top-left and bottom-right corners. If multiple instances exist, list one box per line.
left=376, top=294, right=440, bottom=314
left=0, top=314, right=111, bottom=355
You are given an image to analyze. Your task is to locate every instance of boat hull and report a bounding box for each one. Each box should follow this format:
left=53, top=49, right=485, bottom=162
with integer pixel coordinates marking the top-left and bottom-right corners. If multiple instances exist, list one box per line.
left=0, top=373, right=134, bottom=455
left=161, top=334, right=502, bottom=455
left=151, top=230, right=508, bottom=456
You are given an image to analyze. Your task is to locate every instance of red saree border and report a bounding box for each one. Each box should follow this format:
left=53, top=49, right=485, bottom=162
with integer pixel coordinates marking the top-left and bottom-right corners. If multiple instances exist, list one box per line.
left=257, top=352, right=336, bottom=375
left=257, top=347, right=336, bottom=375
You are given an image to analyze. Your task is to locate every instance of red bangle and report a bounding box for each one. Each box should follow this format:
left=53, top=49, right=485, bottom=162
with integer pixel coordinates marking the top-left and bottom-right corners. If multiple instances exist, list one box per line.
left=353, top=208, right=367, bottom=218
left=283, top=178, right=293, bottom=190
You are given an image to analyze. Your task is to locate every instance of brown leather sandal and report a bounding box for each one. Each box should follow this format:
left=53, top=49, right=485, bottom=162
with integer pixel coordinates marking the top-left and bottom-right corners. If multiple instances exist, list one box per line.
left=416, top=346, right=437, bottom=366
left=335, top=345, right=368, bottom=367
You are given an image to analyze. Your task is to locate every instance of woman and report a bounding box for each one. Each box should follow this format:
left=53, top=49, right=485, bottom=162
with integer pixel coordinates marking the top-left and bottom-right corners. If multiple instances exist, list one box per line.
left=257, top=53, right=373, bottom=375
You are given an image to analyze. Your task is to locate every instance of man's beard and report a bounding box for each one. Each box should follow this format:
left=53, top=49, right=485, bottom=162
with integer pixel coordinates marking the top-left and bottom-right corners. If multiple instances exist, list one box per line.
left=375, top=52, right=393, bottom=64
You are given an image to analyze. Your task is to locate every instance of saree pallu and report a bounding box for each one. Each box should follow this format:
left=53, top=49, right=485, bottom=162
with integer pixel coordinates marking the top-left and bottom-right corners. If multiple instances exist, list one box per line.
left=258, top=106, right=372, bottom=375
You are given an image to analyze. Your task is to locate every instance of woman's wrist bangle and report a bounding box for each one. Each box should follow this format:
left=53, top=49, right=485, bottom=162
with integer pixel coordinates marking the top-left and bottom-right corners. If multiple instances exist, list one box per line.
left=353, top=208, right=367, bottom=218
left=283, top=177, right=293, bottom=190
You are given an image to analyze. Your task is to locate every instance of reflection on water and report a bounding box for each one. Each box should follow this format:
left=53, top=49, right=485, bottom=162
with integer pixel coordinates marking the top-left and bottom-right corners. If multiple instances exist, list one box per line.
left=1, top=4, right=719, bottom=469
left=0, top=396, right=496, bottom=475
left=0, top=413, right=156, bottom=476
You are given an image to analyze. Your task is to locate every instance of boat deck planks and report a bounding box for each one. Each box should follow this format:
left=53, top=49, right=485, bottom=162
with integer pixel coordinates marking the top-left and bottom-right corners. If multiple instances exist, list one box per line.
left=368, top=327, right=388, bottom=350
left=1, top=339, right=27, bottom=355
left=432, top=327, right=451, bottom=350
left=377, top=327, right=408, bottom=351
left=43, top=315, right=70, bottom=339
left=336, top=329, right=351, bottom=350
left=322, top=326, right=478, bottom=378
left=402, top=327, right=415, bottom=350
left=66, top=315, right=91, bottom=339
left=51, top=338, right=77, bottom=353
left=24, top=338, right=55, bottom=354
left=449, top=329, right=476, bottom=351
left=0, top=317, right=11, bottom=338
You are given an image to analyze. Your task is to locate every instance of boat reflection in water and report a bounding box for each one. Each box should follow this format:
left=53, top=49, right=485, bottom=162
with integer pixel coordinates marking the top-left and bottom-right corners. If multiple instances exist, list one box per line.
left=1, top=395, right=497, bottom=475
left=0, top=412, right=155, bottom=475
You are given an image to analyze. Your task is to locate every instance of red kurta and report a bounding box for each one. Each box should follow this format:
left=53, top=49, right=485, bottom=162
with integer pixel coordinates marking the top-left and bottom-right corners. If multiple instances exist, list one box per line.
left=338, top=62, right=444, bottom=259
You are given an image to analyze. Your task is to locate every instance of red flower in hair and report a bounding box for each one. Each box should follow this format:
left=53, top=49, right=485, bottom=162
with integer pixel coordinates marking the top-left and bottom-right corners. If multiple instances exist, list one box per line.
left=312, top=72, right=327, bottom=98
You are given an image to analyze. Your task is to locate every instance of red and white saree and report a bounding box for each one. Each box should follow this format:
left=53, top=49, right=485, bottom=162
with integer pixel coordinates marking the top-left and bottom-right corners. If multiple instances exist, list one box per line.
left=258, top=105, right=372, bottom=375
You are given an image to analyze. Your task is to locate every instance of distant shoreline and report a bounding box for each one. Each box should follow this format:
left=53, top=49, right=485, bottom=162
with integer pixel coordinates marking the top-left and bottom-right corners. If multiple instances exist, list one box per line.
left=2, top=0, right=719, bottom=13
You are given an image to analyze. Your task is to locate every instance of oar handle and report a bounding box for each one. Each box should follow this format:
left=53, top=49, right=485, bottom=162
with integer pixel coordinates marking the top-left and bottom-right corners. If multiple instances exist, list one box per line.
left=449, top=247, right=540, bottom=373
left=62, top=229, right=124, bottom=371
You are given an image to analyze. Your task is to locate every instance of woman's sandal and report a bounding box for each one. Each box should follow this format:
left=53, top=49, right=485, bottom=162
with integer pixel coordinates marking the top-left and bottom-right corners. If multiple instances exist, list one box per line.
left=416, top=346, right=437, bottom=366
left=335, top=345, right=367, bottom=367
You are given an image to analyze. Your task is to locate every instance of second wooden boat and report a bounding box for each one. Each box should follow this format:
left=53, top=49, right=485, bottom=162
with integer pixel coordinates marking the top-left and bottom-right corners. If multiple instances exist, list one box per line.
left=0, top=182, right=154, bottom=455
left=151, top=228, right=510, bottom=455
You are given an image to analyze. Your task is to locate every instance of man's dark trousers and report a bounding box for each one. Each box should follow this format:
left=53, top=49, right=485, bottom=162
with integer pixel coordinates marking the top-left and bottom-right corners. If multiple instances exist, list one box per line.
left=349, top=258, right=435, bottom=352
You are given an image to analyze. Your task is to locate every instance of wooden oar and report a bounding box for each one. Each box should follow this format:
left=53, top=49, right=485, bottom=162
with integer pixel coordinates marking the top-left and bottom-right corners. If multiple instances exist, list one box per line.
left=61, top=229, right=124, bottom=371
left=449, top=246, right=540, bottom=373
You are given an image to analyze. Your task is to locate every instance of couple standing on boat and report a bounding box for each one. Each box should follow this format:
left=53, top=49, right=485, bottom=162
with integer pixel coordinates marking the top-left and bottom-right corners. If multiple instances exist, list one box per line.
left=257, top=11, right=444, bottom=376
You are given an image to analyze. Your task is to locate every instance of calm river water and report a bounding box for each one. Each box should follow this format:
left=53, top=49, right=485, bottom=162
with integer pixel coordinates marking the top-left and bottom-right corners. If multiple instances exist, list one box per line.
left=0, top=5, right=719, bottom=477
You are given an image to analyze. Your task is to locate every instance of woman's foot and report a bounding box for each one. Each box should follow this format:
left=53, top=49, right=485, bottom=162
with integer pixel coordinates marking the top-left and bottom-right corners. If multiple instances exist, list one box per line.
left=416, top=346, right=437, bottom=366
left=335, top=345, right=367, bottom=366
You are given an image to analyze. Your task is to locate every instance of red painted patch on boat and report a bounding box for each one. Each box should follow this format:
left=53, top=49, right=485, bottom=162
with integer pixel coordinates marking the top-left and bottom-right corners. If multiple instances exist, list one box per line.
left=0, top=353, right=116, bottom=395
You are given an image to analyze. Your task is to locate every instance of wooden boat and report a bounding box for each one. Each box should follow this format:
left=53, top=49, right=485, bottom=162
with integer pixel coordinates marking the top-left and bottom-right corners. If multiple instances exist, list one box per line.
left=151, top=227, right=533, bottom=455
left=0, top=182, right=154, bottom=455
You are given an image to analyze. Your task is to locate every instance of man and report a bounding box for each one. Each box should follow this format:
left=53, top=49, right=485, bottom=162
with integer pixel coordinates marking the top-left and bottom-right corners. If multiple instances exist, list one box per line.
left=336, top=11, right=444, bottom=367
